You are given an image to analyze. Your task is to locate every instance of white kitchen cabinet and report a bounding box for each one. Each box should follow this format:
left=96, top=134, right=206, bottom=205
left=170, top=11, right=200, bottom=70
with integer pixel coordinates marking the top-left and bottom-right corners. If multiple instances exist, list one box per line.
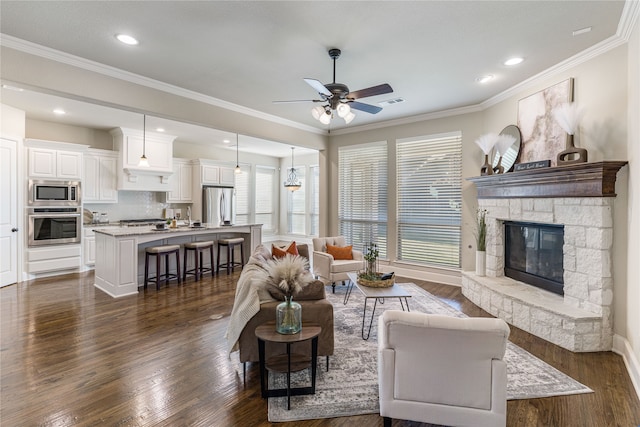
left=83, top=227, right=96, bottom=265
left=198, top=162, right=235, bottom=186
left=27, top=145, right=84, bottom=179
left=167, top=159, right=194, bottom=202
left=219, top=166, right=236, bottom=186
left=110, top=127, right=176, bottom=191
left=200, top=164, right=220, bottom=185
left=84, top=149, right=118, bottom=203
left=27, top=244, right=82, bottom=273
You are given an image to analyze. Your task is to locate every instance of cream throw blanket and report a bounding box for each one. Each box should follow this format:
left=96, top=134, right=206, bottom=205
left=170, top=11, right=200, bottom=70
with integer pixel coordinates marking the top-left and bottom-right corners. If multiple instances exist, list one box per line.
left=225, top=246, right=276, bottom=355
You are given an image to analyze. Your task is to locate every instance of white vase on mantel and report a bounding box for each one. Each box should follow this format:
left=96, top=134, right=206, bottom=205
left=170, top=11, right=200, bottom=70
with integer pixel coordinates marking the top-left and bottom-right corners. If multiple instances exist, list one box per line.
left=475, top=250, right=486, bottom=276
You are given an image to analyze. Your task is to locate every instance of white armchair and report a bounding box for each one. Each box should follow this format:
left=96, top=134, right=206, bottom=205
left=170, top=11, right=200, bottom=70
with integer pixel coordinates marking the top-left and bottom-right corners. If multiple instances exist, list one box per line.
left=312, top=236, right=365, bottom=293
left=378, top=310, right=510, bottom=427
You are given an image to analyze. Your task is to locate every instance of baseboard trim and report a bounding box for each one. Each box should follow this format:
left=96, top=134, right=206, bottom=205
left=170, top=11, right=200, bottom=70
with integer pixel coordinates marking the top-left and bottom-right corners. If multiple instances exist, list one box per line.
left=613, top=334, right=640, bottom=401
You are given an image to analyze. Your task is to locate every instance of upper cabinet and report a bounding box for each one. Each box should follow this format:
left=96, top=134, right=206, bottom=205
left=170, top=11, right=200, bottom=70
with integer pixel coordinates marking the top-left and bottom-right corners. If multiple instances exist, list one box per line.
left=84, top=149, right=118, bottom=203
left=110, top=127, right=176, bottom=191
left=26, top=139, right=88, bottom=179
left=167, top=158, right=193, bottom=203
left=196, top=159, right=235, bottom=186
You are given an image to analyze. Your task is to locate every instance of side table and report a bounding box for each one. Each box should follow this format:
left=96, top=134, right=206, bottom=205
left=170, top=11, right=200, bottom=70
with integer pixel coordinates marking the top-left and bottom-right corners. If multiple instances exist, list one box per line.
left=255, top=323, right=321, bottom=410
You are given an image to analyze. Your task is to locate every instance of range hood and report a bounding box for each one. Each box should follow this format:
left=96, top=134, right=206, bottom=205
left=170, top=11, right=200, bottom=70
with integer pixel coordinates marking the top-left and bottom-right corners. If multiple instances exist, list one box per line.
left=110, top=127, right=176, bottom=191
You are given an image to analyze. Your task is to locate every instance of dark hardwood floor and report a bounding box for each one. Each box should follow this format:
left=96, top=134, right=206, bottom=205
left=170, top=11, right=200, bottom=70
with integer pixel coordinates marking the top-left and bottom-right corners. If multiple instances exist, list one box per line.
left=1, top=271, right=638, bottom=426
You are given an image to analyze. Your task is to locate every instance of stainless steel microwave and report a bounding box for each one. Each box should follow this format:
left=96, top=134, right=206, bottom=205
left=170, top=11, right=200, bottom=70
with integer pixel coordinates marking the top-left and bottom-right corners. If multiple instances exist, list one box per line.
left=28, top=180, right=81, bottom=206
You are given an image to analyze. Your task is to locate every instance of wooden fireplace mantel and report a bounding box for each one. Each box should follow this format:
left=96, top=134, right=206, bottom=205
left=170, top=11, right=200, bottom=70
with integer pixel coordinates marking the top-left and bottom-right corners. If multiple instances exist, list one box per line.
left=467, top=161, right=628, bottom=199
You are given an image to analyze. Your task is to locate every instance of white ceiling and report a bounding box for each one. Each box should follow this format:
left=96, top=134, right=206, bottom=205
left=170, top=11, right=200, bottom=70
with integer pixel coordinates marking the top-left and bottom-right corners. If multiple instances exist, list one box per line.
left=0, top=1, right=629, bottom=154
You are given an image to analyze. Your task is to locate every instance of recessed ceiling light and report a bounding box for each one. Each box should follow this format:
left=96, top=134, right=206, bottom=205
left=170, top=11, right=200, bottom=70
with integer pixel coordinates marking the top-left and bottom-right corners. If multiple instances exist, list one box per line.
left=116, top=34, right=139, bottom=45
left=223, top=139, right=231, bottom=144
left=476, top=75, right=494, bottom=84
left=504, top=57, right=524, bottom=66
left=572, top=27, right=592, bottom=36
left=53, top=108, right=66, bottom=115
left=2, top=84, right=24, bottom=92
left=156, top=127, right=165, bottom=132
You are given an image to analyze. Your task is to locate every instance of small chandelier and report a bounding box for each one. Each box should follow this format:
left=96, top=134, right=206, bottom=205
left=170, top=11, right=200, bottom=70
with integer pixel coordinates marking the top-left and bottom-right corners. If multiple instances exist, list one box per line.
left=283, top=147, right=301, bottom=192
left=138, top=114, right=150, bottom=167
left=234, top=133, right=241, bottom=174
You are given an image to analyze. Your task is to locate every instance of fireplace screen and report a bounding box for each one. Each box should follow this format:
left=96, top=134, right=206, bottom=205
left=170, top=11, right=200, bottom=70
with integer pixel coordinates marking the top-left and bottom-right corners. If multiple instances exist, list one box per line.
left=504, top=221, right=564, bottom=295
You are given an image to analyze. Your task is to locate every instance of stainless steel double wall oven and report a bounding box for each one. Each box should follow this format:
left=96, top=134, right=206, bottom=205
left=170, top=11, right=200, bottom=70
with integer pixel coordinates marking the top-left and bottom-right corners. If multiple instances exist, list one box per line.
left=28, top=180, right=82, bottom=247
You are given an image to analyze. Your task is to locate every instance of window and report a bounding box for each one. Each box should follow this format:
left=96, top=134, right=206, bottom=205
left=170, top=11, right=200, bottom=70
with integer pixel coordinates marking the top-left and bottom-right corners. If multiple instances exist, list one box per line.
left=338, top=142, right=388, bottom=258
left=396, top=132, right=462, bottom=268
left=309, top=165, right=319, bottom=236
left=287, top=167, right=306, bottom=234
left=234, top=165, right=250, bottom=225
left=255, top=166, right=276, bottom=233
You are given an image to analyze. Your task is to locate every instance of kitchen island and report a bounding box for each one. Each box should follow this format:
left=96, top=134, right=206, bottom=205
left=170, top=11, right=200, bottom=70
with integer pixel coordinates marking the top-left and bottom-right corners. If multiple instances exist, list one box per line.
left=94, top=224, right=262, bottom=297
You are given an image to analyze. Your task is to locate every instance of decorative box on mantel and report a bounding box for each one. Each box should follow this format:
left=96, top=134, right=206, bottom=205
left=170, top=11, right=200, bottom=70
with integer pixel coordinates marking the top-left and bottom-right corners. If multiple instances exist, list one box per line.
left=464, top=160, right=628, bottom=352
left=467, top=161, right=628, bottom=199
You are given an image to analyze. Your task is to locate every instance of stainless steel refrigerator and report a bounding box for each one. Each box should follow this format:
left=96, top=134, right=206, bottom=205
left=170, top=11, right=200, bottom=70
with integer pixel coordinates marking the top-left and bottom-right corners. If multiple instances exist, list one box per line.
left=202, top=186, right=235, bottom=226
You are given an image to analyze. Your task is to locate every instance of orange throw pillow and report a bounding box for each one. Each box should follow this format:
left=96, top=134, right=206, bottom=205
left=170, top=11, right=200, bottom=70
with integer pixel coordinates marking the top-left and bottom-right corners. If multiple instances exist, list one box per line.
left=326, top=244, right=353, bottom=260
left=272, top=241, right=299, bottom=259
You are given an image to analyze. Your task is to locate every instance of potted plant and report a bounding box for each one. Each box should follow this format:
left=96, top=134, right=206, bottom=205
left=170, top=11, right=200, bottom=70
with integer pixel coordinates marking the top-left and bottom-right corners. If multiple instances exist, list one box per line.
left=358, top=242, right=394, bottom=288
left=475, top=209, right=487, bottom=276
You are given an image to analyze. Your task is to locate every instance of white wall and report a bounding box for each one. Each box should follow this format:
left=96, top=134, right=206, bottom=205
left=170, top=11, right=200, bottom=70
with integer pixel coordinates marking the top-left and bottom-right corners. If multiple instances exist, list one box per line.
left=625, top=15, right=640, bottom=389
left=1, top=104, right=26, bottom=140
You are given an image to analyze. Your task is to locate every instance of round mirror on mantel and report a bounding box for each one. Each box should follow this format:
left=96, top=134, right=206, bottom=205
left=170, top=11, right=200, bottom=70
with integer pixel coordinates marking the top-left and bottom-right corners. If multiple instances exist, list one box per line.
left=492, top=125, right=522, bottom=173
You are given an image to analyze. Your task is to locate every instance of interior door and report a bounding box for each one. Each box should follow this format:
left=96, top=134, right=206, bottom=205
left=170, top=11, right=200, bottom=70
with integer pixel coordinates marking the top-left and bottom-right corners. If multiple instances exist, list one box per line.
left=1, top=138, right=19, bottom=286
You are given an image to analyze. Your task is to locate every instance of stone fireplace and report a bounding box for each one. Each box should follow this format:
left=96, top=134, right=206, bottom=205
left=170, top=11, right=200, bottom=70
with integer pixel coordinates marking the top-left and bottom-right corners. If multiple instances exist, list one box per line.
left=463, top=162, right=626, bottom=352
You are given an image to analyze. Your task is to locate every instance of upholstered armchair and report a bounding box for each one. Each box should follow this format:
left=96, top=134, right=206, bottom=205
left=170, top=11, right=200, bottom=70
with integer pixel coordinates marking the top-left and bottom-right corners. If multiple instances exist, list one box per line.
left=378, top=310, right=510, bottom=427
left=312, top=236, right=365, bottom=293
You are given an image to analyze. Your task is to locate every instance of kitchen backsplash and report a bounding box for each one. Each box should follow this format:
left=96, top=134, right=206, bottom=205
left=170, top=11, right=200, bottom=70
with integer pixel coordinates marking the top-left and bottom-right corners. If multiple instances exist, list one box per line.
left=84, top=191, right=191, bottom=222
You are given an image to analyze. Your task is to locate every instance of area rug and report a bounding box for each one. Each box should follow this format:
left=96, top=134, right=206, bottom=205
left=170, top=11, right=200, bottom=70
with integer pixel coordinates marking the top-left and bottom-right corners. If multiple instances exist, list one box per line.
left=267, top=283, right=592, bottom=422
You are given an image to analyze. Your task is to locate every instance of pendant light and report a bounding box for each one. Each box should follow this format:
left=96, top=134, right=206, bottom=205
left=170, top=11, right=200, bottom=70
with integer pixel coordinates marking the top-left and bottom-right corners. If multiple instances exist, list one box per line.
left=283, top=147, right=301, bottom=192
left=234, top=133, right=242, bottom=174
left=138, top=114, right=150, bottom=167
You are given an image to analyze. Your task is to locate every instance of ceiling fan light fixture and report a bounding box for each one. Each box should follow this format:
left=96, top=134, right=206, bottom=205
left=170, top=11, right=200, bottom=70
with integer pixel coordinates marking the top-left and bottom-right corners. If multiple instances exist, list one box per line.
left=343, top=111, right=356, bottom=124
left=311, top=105, right=325, bottom=120
left=319, top=110, right=332, bottom=125
left=336, top=102, right=351, bottom=118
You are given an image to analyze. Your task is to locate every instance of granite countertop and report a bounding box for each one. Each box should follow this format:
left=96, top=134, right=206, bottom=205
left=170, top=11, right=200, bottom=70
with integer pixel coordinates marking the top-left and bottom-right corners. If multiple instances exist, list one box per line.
left=93, top=223, right=260, bottom=237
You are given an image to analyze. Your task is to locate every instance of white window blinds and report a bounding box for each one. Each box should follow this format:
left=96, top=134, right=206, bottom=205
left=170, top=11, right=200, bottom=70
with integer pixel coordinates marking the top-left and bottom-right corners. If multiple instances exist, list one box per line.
left=338, top=142, right=388, bottom=258
left=396, top=132, right=462, bottom=267
left=234, top=165, right=250, bottom=225
left=255, top=166, right=276, bottom=233
left=287, top=167, right=305, bottom=234
left=310, top=165, right=319, bottom=236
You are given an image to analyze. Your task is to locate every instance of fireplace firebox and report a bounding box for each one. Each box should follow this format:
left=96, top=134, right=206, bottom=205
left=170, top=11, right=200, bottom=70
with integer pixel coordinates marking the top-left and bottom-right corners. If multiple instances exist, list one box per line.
left=504, top=221, right=564, bottom=295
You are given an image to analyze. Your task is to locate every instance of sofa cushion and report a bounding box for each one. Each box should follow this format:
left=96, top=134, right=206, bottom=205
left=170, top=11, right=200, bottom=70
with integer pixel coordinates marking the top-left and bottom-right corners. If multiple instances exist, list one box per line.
left=326, top=244, right=353, bottom=260
left=272, top=241, right=299, bottom=258
left=331, top=259, right=364, bottom=273
left=268, top=279, right=326, bottom=301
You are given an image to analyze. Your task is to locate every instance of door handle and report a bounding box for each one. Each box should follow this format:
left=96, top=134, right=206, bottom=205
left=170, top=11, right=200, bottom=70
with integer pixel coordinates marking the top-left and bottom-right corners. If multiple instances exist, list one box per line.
left=11, top=228, right=18, bottom=232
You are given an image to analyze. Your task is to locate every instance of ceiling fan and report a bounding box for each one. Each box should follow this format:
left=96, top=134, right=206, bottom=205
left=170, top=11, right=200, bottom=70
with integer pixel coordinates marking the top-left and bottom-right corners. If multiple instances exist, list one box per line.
left=274, top=48, right=393, bottom=124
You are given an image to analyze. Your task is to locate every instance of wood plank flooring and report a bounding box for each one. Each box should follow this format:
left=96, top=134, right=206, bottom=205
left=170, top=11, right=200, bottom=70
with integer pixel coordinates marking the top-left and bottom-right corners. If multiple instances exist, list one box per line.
left=1, top=271, right=638, bottom=426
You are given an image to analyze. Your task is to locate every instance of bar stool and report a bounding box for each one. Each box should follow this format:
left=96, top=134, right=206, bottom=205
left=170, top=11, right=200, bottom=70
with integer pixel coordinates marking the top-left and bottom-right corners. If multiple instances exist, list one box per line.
left=183, top=241, right=215, bottom=281
left=144, top=245, right=181, bottom=290
left=217, top=237, right=245, bottom=274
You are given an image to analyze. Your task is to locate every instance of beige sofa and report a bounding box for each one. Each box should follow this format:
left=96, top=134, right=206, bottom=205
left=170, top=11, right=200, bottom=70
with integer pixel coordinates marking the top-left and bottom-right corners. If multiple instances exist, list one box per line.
left=226, top=244, right=334, bottom=370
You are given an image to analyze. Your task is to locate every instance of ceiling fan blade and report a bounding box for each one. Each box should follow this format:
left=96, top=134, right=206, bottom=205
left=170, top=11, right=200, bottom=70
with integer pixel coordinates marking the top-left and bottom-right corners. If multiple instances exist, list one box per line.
left=350, top=101, right=383, bottom=114
left=273, top=99, right=324, bottom=104
left=348, top=83, right=393, bottom=100
left=304, top=78, right=332, bottom=97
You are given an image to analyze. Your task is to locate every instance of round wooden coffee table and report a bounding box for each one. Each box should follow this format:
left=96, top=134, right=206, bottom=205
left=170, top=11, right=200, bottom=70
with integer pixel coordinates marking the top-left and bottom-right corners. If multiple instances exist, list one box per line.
left=255, top=323, right=321, bottom=410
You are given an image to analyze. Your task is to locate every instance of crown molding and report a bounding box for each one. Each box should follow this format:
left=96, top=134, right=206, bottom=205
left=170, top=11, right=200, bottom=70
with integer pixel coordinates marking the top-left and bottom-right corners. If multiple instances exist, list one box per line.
left=328, top=104, right=483, bottom=136
left=0, top=34, right=325, bottom=136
